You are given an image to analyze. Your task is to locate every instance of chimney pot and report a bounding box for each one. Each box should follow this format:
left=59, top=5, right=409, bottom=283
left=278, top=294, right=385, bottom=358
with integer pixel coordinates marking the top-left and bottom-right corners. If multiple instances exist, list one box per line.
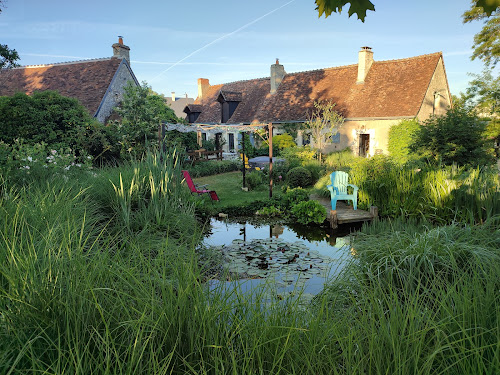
left=118, top=36, right=123, bottom=45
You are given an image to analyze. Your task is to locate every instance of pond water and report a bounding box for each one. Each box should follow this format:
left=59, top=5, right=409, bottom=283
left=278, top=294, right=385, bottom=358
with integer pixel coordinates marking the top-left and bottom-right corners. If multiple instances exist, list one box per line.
left=203, top=218, right=361, bottom=299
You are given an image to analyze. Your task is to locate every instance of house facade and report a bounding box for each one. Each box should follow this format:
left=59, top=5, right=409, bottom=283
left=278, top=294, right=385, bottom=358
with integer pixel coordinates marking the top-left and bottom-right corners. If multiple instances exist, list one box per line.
left=0, top=37, right=139, bottom=123
left=184, top=47, right=452, bottom=156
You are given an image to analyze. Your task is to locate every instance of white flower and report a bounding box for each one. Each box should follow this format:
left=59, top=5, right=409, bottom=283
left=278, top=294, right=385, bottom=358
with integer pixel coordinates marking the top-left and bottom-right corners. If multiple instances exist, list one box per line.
left=76, top=163, right=81, bottom=167
left=24, top=165, right=30, bottom=170
left=43, top=165, right=48, bottom=168
left=87, top=156, right=92, bottom=160
left=51, top=150, right=57, bottom=155
left=64, top=165, right=70, bottom=171
left=27, top=156, right=33, bottom=162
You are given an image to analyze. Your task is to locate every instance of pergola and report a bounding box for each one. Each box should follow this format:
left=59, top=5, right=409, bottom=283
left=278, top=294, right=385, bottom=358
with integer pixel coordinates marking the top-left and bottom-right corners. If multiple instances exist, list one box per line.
left=160, top=122, right=277, bottom=197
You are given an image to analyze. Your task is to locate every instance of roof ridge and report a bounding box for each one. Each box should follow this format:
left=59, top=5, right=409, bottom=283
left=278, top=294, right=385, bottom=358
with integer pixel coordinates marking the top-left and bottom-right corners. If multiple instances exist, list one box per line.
left=374, top=51, right=442, bottom=65
left=213, top=76, right=269, bottom=87
left=12, top=57, right=115, bottom=69
left=286, top=63, right=358, bottom=76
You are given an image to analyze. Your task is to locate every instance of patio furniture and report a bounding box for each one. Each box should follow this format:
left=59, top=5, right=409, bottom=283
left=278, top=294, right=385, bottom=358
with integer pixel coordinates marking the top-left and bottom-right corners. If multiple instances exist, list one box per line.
left=327, top=171, right=358, bottom=210
left=182, top=170, right=219, bottom=201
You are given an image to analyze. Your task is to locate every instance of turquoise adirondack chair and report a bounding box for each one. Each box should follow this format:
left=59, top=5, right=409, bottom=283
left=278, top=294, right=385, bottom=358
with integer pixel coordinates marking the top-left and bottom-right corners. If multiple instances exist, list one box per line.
left=327, top=171, right=358, bottom=210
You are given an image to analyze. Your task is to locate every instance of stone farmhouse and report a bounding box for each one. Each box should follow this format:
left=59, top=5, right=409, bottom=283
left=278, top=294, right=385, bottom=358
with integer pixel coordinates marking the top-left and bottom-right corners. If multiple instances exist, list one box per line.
left=184, top=47, right=452, bottom=156
left=0, top=37, right=139, bottom=123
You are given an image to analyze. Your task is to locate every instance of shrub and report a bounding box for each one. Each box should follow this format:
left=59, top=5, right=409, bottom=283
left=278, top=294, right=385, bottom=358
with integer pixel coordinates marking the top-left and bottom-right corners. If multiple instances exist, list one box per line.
left=301, top=160, right=325, bottom=184
left=0, top=90, right=103, bottom=152
left=256, top=205, right=282, bottom=217
left=282, top=187, right=310, bottom=209
left=388, top=119, right=420, bottom=165
left=410, top=107, right=495, bottom=167
left=286, top=166, right=312, bottom=188
left=185, top=160, right=241, bottom=178
left=272, top=134, right=296, bottom=150
left=280, top=146, right=316, bottom=168
left=246, top=171, right=264, bottom=190
left=291, top=200, right=327, bottom=225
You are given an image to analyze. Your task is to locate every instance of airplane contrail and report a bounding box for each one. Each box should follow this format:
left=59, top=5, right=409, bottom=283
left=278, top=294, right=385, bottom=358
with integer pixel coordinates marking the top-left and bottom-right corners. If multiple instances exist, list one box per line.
left=150, top=0, right=295, bottom=82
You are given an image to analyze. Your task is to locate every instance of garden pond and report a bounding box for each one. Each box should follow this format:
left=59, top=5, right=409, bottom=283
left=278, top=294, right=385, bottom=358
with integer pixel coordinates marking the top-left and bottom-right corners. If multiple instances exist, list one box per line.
left=203, top=218, right=362, bottom=302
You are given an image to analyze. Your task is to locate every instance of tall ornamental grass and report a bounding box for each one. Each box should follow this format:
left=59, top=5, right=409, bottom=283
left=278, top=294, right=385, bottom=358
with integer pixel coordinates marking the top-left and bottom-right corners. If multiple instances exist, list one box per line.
left=316, top=155, right=500, bottom=224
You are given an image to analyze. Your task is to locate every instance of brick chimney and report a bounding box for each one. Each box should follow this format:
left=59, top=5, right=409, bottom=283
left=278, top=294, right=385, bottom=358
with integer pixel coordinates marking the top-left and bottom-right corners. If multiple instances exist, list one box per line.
left=270, top=58, right=286, bottom=94
left=112, top=36, right=130, bottom=64
left=197, top=78, right=210, bottom=100
left=357, top=46, right=373, bottom=84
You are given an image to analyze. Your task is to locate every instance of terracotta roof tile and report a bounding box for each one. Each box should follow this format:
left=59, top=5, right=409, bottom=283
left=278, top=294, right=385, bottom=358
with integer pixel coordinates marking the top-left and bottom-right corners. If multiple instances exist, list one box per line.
left=191, top=52, right=443, bottom=124
left=0, top=58, right=123, bottom=115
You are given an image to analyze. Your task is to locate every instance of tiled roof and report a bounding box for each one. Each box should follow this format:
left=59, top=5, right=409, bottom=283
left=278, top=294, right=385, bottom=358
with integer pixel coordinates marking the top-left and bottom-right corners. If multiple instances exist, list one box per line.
left=218, top=90, right=243, bottom=102
left=192, top=52, right=443, bottom=124
left=0, top=58, right=123, bottom=115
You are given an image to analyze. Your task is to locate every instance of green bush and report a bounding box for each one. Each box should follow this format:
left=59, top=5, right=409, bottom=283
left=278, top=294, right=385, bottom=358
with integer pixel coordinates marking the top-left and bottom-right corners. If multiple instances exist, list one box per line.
left=280, top=146, right=316, bottom=168
left=246, top=171, right=264, bottom=190
left=272, top=134, right=296, bottom=150
left=410, top=107, right=495, bottom=167
left=256, top=205, right=282, bottom=217
left=388, top=119, right=420, bottom=165
left=0, top=91, right=112, bottom=158
left=282, top=187, right=310, bottom=209
left=301, top=160, right=325, bottom=184
left=286, top=166, right=312, bottom=188
left=291, top=200, right=327, bottom=225
left=185, top=160, right=241, bottom=177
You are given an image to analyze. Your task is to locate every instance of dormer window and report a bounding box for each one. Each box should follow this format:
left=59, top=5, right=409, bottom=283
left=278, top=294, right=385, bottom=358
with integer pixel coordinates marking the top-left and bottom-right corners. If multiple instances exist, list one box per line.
left=217, top=91, right=242, bottom=123
left=183, top=104, right=203, bottom=123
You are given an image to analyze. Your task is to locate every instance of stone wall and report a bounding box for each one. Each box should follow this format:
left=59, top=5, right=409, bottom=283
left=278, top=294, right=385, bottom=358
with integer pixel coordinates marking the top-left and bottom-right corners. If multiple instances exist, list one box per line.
left=417, top=57, right=452, bottom=121
left=95, top=61, right=138, bottom=123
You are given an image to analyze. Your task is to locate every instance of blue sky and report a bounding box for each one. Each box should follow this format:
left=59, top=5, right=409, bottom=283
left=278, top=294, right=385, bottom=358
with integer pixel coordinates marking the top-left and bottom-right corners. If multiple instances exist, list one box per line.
left=0, top=0, right=494, bottom=98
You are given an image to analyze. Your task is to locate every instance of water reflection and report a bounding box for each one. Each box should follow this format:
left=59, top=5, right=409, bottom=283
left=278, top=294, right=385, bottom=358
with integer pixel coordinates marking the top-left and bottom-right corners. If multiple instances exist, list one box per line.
left=204, top=218, right=360, bottom=295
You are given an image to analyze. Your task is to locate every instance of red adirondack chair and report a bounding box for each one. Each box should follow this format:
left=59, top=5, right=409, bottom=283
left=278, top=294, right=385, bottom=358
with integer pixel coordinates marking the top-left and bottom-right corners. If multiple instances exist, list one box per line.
left=181, top=170, right=220, bottom=201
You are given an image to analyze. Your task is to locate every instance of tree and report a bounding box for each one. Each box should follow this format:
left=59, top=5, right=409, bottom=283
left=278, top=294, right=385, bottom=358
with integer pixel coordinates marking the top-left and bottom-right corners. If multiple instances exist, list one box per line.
left=303, top=100, right=344, bottom=163
left=315, top=0, right=499, bottom=21
left=115, top=82, right=181, bottom=157
left=464, top=69, right=500, bottom=115
left=0, top=1, right=19, bottom=69
left=410, top=106, right=495, bottom=167
left=463, top=3, right=500, bottom=67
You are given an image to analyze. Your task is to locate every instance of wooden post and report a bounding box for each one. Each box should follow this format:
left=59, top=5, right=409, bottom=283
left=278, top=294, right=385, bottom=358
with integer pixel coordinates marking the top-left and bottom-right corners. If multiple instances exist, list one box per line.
left=242, top=131, right=246, bottom=189
left=197, top=131, right=202, bottom=148
left=329, top=210, right=338, bottom=229
left=269, top=123, right=273, bottom=199
left=370, top=206, right=379, bottom=221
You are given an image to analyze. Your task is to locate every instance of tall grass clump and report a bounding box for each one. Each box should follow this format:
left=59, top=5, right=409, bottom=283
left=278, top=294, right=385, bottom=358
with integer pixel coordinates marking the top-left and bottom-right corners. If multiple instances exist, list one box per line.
left=318, top=217, right=500, bottom=374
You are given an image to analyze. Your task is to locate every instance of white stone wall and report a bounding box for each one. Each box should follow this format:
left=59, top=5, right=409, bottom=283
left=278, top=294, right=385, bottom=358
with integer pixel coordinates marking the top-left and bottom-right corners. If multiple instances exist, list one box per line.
left=95, top=61, right=138, bottom=123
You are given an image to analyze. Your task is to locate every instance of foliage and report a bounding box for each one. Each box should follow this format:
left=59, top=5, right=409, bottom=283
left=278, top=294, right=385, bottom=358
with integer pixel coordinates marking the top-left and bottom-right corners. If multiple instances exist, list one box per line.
left=388, top=119, right=421, bottom=164
left=184, top=160, right=241, bottom=178
left=303, top=100, right=344, bottom=162
left=463, top=4, right=500, bottom=67
left=272, top=134, right=296, bottom=150
left=115, top=82, right=180, bottom=158
left=246, top=170, right=265, bottom=190
left=280, top=145, right=316, bottom=168
left=256, top=205, right=282, bottom=217
left=464, top=69, right=500, bottom=115
left=286, top=166, right=312, bottom=188
left=239, top=134, right=257, bottom=158
left=324, top=148, right=357, bottom=170
left=315, top=0, right=375, bottom=21
left=317, top=155, right=500, bottom=224
left=291, top=200, right=327, bottom=225
left=163, top=129, right=199, bottom=152
left=410, top=106, right=495, bottom=166
left=301, top=160, right=325, bottom=184
left=0, top=91, right=98, bottom=150
left=280, top=123, right=301, bottom=139
left=282, top=187, right=310, bottom=208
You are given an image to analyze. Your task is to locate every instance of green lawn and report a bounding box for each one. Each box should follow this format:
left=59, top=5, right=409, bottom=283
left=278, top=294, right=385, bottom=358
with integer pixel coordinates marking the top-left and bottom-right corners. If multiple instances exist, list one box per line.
left=193, top=171, right=283, bottom=207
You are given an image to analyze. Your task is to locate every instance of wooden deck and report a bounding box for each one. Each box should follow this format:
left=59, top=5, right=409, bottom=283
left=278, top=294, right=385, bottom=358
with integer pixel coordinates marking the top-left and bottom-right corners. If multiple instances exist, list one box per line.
left=310, top=195, right=377, bottom=229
